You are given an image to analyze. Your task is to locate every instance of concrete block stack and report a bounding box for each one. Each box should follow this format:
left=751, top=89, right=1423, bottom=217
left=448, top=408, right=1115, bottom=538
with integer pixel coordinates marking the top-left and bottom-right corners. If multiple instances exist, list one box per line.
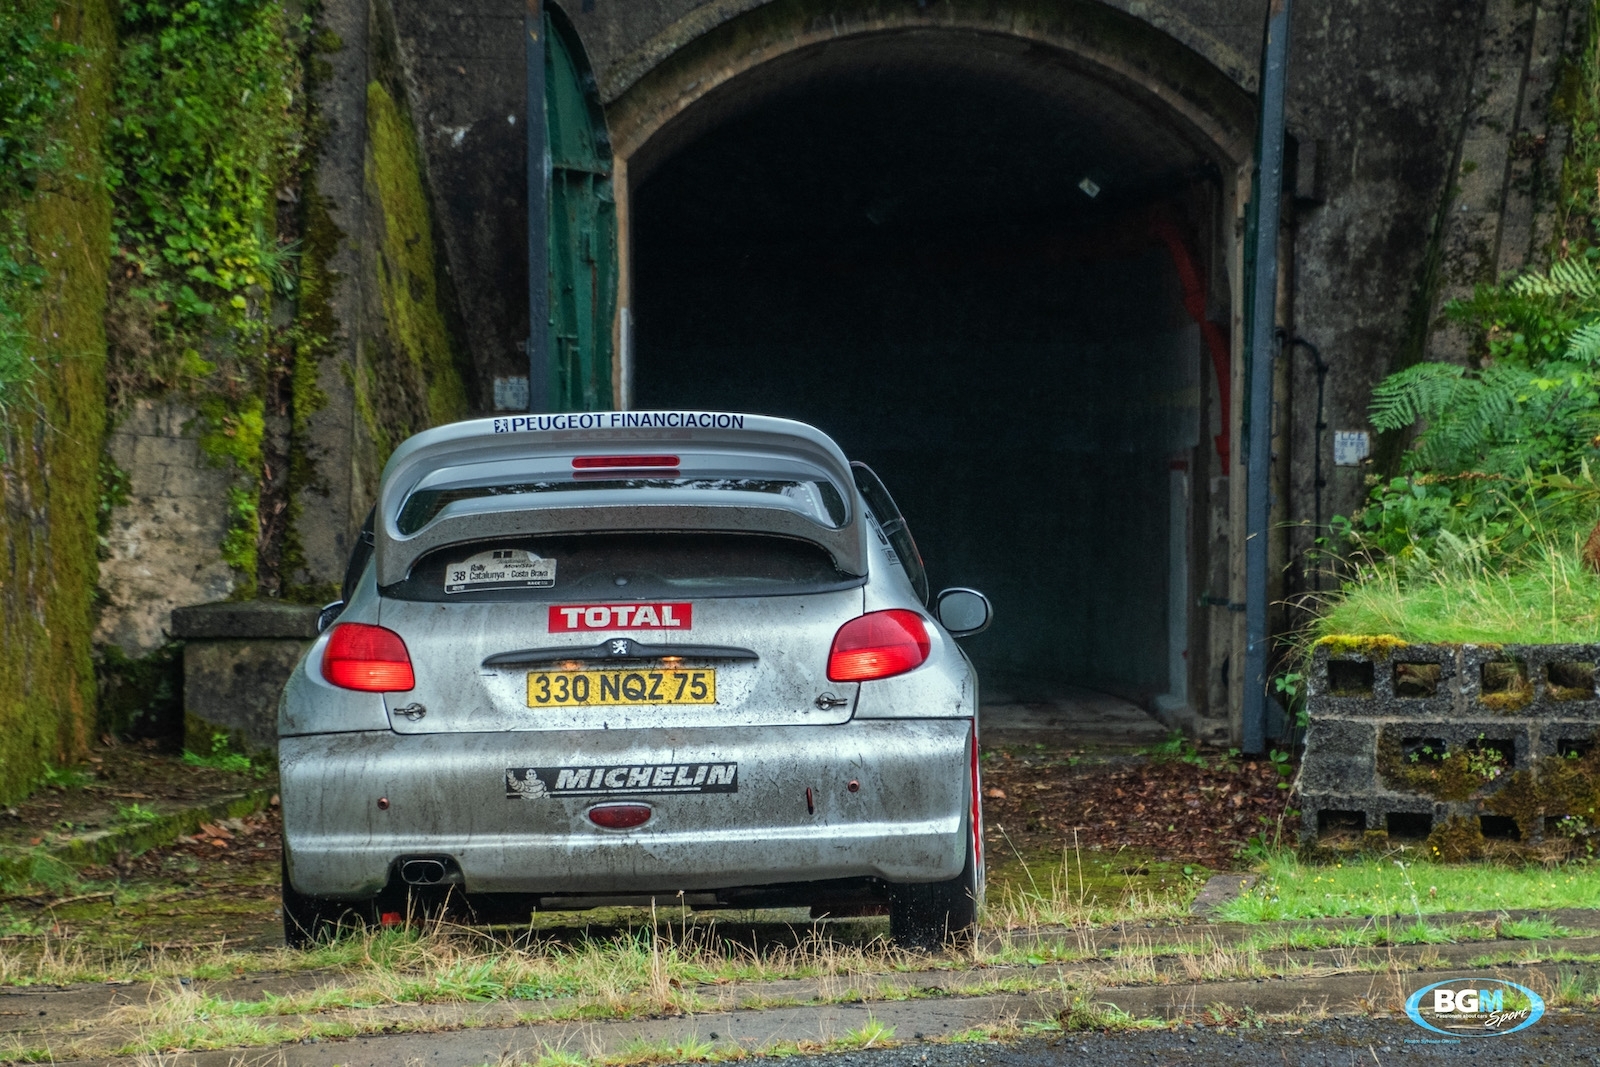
left=1299, top=641, right=1600, bottom=858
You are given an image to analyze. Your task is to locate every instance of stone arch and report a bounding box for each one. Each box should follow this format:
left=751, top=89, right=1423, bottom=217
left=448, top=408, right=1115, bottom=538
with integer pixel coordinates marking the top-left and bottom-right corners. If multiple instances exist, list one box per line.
left=609, top=0, right=1261, bottom=738
left=607, top=0, right=1257, bottom=180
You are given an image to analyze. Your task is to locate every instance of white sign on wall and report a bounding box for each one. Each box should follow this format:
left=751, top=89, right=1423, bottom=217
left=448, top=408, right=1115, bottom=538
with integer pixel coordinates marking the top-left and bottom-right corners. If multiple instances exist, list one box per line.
left=1333, top=430, right=1370, bottom=467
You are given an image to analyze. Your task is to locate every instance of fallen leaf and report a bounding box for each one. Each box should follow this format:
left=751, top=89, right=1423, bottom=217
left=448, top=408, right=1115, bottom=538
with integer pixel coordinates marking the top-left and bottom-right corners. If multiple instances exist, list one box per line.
left=984, top=787, right=1006, bottom=799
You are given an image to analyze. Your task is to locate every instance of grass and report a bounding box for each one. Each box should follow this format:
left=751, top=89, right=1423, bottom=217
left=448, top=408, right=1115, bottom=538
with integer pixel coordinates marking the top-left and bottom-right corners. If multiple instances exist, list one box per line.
left=984, top=844, right=1198, bottom=929
left=1218, top=851, right=1600, bottom=922
left=1312, top=532, right=1600, bottom=644
left=8, top=917, right=1596, bottom=1062
left=1058, top=990, right=1165, bottom=1032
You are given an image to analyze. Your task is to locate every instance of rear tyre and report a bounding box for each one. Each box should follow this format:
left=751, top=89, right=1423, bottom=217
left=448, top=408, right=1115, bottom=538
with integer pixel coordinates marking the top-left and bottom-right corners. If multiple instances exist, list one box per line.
left=282, top=855, right=371, bottom=948
left=889, top=832, right=981, bottom=950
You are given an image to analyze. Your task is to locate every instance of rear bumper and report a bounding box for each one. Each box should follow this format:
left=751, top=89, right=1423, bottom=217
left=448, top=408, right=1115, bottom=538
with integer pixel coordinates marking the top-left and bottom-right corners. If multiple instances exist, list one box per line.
left=280, top=719, right=971, bottom=899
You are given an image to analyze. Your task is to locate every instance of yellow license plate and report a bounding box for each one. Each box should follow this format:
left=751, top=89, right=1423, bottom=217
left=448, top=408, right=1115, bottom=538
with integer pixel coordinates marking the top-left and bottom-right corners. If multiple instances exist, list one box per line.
left=527, top=668, right=716, bottom=707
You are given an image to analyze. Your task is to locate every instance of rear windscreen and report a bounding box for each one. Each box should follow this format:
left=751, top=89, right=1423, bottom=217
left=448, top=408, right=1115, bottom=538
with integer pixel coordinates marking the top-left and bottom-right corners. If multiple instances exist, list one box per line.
left=381, top=532, right=862, bottom=602
left=396, top=477, right=849, bottom=535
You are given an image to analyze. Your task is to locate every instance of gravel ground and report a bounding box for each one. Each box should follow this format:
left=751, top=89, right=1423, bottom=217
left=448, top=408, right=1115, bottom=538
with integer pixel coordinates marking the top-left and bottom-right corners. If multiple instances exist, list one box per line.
left=791, top=1016, right=1600, bottom=1067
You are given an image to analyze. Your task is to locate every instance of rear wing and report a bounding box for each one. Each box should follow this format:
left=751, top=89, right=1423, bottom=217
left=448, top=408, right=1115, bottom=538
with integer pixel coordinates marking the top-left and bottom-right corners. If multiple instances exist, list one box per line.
left=373, top=412, right=867, bottom=586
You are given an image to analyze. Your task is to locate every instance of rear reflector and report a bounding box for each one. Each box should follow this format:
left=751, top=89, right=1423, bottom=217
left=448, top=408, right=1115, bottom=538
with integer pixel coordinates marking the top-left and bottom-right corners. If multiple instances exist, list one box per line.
left=322, top=623, right=415, bottom=692
left=572, top=455, right=679, bottom=469
left=588, top=803, right=653, bottom=829
left=827, top=609, right=931, bottom=682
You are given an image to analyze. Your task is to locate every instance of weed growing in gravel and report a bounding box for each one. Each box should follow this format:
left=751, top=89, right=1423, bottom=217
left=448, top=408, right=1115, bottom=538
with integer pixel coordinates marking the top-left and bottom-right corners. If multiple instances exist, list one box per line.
left=1059, top=990, right=1165, bottom=1032
left=836, top=1017, right=896, bottom=1049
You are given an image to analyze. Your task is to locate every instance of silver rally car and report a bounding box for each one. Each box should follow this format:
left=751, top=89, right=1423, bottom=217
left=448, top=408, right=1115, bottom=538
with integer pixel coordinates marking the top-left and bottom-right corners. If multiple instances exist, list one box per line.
left=279, top=412, right=992, bottom=946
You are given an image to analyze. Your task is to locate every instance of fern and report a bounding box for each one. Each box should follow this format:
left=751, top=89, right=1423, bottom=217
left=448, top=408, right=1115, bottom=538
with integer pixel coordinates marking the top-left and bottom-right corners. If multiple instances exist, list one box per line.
left=1369, top=363, right=1468, bottom=430
left=1565, top=319, right=1600, bottom=364
left=1370, top=360, right=1593, bottom=475
left=1510, top=257, right=1600, bottom=301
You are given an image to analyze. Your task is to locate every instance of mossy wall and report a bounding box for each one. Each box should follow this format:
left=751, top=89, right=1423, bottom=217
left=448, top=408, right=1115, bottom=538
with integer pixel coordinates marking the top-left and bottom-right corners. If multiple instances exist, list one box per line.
left=357, top=76, right=470, bottom=487
left=0, top=0, right=114, bottom=802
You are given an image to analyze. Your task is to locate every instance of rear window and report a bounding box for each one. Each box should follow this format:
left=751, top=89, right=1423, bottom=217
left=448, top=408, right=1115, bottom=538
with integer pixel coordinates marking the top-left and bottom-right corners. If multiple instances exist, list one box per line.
left=381, top=532, right=862, bottom=602
left=396, top=476, right=849, bottom=535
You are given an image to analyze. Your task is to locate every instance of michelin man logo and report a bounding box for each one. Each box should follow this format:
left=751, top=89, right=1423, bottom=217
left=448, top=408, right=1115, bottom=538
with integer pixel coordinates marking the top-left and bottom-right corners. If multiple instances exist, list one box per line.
left=505, top=769, right=548, bottom=799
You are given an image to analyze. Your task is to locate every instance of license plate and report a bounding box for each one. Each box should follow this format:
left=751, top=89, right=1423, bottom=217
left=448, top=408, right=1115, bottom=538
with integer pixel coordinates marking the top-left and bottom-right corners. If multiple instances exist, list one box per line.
left=526, top=668, right=716, bottom=707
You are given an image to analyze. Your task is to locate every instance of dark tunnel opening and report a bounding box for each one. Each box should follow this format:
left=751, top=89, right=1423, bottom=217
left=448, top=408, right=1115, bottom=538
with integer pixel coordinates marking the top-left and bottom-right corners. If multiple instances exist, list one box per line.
left=632, top=34, right=1223, bottom=705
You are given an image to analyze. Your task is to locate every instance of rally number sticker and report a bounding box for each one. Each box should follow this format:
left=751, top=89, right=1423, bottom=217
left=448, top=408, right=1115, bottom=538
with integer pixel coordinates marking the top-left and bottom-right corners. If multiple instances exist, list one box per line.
left=446, top=548, right=556, bottom=593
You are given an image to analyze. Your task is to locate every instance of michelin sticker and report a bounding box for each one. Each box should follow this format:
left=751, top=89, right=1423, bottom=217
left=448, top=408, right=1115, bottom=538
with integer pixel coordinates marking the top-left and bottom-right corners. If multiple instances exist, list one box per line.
left=506, top=763, right=738, bottom=799
left=446, top=548, right=556, bottom=593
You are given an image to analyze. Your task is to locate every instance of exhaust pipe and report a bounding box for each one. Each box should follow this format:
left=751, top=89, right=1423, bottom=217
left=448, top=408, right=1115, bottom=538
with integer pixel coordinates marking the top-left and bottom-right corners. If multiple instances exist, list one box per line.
left=401, top=858, right=448, bottom=886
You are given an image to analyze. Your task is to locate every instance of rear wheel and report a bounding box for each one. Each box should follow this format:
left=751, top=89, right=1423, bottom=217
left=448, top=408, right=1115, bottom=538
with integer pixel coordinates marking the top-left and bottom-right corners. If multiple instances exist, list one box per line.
left=281, top=856, right=373, bottom=948
left=889, top=831, right=981, bottom=949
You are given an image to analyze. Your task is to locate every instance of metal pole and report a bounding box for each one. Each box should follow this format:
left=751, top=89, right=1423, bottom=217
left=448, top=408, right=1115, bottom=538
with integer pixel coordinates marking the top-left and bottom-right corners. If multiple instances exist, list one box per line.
left=525, top=0, right=550, bottom=412
left=1242, top=0, right=1292, bottom=754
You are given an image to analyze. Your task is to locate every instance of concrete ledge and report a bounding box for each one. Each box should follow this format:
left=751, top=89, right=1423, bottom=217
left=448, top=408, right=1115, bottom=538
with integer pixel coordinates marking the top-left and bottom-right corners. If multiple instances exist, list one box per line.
left=176, top=601, right=321, bottom=754
left=171, top=600, right=321, bottom=640
left=0, top=787, right=276, bottom=884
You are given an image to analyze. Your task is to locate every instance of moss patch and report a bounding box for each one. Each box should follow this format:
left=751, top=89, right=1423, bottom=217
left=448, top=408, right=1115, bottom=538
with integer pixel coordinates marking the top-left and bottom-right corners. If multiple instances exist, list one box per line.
left=1377, top=730, right=1512, bottom=802
left=0, top=0, right=114, bottom=805
left=1485, top=739, right=1600, bottom=853
left=1314, top=634, right=1411, bottom=658
left=1425, top=815, right=1486, bottom=862
left=363, top=79, right=468, bottom=451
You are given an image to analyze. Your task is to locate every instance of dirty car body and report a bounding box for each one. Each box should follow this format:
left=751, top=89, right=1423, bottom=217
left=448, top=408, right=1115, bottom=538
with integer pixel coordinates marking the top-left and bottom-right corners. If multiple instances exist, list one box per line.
left=278, top=412, right=989, bottom=943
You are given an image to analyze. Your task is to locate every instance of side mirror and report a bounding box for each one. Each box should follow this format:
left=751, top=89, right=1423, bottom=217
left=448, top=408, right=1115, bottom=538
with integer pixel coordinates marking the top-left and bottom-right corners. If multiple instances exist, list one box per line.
left=316, top=601, right=346, bottom=634
left=934, top=588, right=992, bottom=638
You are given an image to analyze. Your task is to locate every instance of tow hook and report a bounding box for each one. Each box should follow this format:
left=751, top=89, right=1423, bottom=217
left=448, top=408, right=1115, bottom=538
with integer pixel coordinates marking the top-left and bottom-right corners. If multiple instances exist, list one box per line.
left=814, top=692, right=848, bottom=710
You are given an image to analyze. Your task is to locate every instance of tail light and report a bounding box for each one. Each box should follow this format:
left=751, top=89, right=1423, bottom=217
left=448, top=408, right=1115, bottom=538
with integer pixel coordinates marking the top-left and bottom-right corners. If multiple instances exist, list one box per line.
left=322, top=623, right=415, bottom=692
left=827, top=610, right=931, bottom=681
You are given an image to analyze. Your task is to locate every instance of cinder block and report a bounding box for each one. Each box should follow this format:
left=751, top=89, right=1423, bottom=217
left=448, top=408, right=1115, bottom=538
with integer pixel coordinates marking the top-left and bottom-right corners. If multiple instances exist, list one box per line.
left=1303, top=641, right=1600, bottom=856
left=1299, top=719, right=1376, bottom=794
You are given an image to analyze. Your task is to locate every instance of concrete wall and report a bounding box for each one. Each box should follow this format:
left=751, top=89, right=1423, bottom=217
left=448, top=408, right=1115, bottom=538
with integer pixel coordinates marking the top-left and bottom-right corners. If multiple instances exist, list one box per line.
left=97, top=400, right=242, bottom=654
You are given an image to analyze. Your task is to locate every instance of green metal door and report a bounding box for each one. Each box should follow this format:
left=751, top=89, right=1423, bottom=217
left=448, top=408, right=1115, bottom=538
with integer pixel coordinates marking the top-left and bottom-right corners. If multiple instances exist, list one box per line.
left=543, top=5, right=616, bottom=411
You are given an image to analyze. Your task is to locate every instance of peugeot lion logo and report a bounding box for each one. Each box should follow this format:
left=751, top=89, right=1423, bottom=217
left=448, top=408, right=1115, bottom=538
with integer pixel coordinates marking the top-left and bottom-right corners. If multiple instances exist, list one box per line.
left=610, top=639, right=629, bottom=655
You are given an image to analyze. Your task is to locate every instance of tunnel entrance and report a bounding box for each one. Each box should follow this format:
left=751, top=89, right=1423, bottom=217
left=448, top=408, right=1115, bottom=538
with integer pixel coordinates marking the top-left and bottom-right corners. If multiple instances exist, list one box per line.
left=629, top=31, right=1232, bottom=713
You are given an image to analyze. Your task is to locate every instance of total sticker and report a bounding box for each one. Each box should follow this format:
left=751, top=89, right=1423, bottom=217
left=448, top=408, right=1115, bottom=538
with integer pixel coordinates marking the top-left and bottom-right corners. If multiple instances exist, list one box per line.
left=446, top=548, right=556, bottom=593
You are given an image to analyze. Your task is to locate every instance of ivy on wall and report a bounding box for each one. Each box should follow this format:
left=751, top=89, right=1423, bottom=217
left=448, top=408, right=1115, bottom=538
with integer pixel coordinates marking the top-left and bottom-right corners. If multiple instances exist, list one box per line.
left=0, top=0, right=82, bottom=433
left=105, top=0, right=306, bottom=595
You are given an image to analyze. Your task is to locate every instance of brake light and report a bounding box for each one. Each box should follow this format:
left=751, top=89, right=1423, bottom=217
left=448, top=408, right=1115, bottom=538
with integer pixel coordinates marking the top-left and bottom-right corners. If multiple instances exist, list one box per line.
left=572, top=455, right=679, bottom=469
left=827, top=610, right=931, bottom=681
left=322, top=623, right=415, bottom=692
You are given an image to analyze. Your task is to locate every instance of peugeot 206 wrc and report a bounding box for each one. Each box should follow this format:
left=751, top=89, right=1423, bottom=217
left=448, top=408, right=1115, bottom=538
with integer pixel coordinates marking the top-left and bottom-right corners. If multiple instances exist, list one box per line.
left=278, top=411, right=994, bottom=946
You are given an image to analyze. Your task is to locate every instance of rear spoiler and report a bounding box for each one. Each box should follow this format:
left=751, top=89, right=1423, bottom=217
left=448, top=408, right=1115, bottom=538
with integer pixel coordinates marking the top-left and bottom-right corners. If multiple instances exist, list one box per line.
left=373, top=412, right=867, bottom=586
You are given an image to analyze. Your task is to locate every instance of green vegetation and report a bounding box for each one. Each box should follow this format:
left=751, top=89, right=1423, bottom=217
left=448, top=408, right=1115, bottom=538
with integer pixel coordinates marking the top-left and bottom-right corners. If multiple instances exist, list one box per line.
left=361, top=78, right=469, bottom=461
left=0, top=0, right=114, bottom=805
left=113, top=801, right=161, bottom=826
left=1315, top=1, right=1600, bottom=643
left=34, top=763, right=92, bottom=791
left=1314, top=532, right=1600, bottom=643
left=1218, top=851, right=1600, bottom=922
left=181, top=731, right=256, bottom=774
left=104, top=0, right=306, bottom=597
left=105, top=0, right=303, bottom=395
left=0, top=0, right=82, bottom=422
